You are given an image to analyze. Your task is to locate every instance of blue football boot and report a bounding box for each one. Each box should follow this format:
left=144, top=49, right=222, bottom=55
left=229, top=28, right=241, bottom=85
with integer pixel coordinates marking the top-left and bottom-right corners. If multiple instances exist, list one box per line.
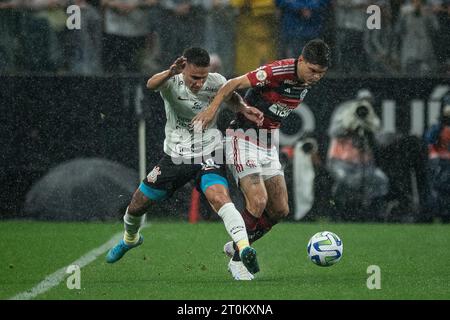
left=106, top=235, right=144, bottom=263
left=240, top=246, right=260, bottom=274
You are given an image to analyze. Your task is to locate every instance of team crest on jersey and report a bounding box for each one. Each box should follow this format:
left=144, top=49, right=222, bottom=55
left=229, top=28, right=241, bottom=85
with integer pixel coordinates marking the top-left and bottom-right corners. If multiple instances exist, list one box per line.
left=147, top=166, right=161, bottom=183
left=300, top=89, right=308, bottom=100
left=256, top=70, right=267, bottom=81
left=192, top=101, right=203, bottom=110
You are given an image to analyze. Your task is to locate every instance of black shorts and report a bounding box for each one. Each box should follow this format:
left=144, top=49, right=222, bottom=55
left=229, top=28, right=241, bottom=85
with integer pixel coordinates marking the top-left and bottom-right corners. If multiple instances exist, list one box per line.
left=139, top=153, right=229, bottom=201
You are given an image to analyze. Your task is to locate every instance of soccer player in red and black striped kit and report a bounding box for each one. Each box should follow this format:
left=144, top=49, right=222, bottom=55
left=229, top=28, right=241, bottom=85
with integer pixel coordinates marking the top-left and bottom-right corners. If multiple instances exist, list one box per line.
left=192, top=39, right=331, bottom=277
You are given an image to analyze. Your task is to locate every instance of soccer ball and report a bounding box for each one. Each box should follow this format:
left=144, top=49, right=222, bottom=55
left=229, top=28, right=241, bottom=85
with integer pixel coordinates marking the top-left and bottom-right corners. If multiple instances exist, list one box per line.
left=307, top=231, right=343, bottom=267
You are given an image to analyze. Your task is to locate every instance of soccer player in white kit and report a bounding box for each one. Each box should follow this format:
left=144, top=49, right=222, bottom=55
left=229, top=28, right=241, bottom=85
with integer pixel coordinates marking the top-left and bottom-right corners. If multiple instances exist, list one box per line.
left=106, top=48, right=263, bottom=280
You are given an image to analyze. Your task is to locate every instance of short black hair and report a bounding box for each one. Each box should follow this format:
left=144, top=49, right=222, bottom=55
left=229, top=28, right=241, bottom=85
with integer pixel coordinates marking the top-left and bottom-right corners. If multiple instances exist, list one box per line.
left=301, top=39, right=331, bottom=68
left=183, top=47, right=210, bottom=67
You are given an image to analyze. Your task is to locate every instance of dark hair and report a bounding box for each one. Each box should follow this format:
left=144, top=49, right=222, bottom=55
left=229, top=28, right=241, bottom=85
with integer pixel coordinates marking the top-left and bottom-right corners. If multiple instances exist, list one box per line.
left=301, top=39, right=331, bottom=68
left=183, top=47, right=210, bottom=67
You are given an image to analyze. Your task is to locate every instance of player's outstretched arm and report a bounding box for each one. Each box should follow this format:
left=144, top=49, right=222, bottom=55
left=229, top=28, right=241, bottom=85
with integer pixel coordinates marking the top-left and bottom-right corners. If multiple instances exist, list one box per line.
left=146, top=57, right=186, bottom=91
left=191, top=75, right=252, bottom=129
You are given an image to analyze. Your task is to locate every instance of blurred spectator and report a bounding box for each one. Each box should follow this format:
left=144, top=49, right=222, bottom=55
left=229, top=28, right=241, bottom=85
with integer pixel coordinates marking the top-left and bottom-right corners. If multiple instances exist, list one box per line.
left=431, top=0, right=450, bottom=75
left=44, top=0, right=70, bottom=72
left=376, top=132, right=429, bottom=222
left=395, top=0, right=439, bottom=75
left=230, top=0, right=277, bottom=75
left=141, top=0, right=163, bottom=75
left=68, top=0, right=102, bottom=75
left=327, top=90, right=389, bottom=220
left=275, top=0, right=330, bottom=59
left=334, top=0, right=370, bottom=74
left=158, top=0, right=207, bottom=68
left=424, top=95, right=450, bottom=222
left=203, top=0, right=236, bottom=78
left=102, top=0, right=155, bottom=73
left=209, top=53, right=223, bottom=73
left=18, top=0, right=69, bottom=72
left=0, top=0, right=19, bottom=73
left=363, top=0, right=400, bottom=74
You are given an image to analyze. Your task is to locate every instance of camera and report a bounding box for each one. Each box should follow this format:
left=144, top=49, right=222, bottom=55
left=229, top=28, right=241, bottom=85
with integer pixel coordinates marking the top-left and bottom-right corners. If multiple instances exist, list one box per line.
left=300, top=137, right=318, bottom=154
left=355, top=105, right=369, bottom=120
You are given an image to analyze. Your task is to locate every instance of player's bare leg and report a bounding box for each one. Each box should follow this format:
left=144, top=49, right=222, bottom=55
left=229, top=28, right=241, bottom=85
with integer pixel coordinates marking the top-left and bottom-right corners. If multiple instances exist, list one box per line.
left=238, top=173, right=268, bottom=242
left=204, top=183, right=259, bottom=276
left=127, top=189, right=152, bottom=216
left=264, top=175, right=289, bottom=221
left=239, top=175, right=289, bottom=246
left=225, top=175, right=288, bottom=259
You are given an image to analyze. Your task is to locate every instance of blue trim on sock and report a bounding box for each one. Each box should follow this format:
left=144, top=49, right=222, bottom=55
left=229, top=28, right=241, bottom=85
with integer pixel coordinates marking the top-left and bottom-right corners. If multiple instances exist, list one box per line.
left=139, top=182, right=168, bottom=201
left=200, top=173, right=229, bottom=193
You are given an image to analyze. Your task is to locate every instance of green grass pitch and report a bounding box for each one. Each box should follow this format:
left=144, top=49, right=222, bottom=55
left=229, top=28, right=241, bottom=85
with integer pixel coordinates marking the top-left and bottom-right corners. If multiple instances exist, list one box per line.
left=1, top=220, right=449, bottom=300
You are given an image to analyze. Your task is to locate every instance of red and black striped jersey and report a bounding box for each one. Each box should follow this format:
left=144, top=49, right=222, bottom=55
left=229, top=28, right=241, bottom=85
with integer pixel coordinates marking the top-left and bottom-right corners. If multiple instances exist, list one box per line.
left=231, top=59, right=310, bottom=130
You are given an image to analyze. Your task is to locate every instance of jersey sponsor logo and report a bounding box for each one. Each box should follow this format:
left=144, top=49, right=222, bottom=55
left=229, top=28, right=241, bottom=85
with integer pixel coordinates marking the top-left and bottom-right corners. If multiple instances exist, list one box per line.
left=256, top=70, right=268, bottom=81
left=268, top=103, right=293, bottom=118
left=175, top=144, right=191, bottom=155
left=203, top=86, right=219, bottom=92
left=147, top=166, right=161, bottom=183
left=175, top=117, right=191, bottom=129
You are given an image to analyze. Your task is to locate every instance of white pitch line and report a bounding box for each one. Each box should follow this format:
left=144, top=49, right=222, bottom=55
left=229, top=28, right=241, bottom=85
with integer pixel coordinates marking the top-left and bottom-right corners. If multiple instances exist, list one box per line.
left=9, top=226, right=142, bottom=300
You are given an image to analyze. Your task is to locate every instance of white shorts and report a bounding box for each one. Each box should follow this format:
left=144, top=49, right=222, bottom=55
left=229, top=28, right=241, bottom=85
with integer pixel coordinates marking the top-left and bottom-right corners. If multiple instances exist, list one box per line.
left=226, top=135, right=284, bottom=184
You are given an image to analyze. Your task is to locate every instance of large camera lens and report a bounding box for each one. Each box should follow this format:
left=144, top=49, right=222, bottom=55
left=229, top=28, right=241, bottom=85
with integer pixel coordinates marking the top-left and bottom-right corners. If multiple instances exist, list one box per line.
left=302, top=142, right=314, bottom=153
left=355, top=105, right=369, bottom=119
left=300, top=138, right=317, bottom=154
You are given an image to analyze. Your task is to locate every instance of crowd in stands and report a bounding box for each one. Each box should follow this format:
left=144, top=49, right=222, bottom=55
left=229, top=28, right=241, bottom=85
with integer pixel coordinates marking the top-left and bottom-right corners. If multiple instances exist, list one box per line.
left=1, top=0, right=450, bottom=76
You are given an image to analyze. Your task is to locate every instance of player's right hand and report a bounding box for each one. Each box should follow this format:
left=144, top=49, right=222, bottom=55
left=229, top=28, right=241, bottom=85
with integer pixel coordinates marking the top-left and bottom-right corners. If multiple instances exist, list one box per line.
left=169, top=57, right=187, bottom=76
left=241, top=105, right=264, bottom=127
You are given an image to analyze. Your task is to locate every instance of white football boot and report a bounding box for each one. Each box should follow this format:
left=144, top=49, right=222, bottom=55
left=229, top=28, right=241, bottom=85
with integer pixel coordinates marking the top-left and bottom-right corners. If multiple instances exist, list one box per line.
left=228, top=259, right=255, bottom=280
left=223, top=241, right=235, bottom=258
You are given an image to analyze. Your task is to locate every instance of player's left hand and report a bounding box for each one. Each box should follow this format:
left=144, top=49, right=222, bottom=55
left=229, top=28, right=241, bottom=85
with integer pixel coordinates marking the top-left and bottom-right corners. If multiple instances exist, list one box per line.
left=241, top=106, right=264, bottom=127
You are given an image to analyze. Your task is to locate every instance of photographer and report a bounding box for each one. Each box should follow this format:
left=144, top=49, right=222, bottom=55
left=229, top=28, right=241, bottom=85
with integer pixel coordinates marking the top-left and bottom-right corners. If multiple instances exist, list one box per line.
left=327, top=90, right=389, bottom=221
left=424, top=95, right=450, bottom=222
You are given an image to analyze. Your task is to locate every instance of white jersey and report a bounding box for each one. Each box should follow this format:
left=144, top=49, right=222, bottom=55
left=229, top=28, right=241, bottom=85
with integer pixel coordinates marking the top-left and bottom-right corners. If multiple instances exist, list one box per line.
left=156, top=72, right=227, bottom=159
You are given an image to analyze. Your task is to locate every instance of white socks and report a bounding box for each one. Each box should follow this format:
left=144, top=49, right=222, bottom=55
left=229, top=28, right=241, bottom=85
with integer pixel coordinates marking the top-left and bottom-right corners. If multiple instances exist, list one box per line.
left=217, top=203, right=249, bottom=250
left=123, top=208, right=145, bottom=245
